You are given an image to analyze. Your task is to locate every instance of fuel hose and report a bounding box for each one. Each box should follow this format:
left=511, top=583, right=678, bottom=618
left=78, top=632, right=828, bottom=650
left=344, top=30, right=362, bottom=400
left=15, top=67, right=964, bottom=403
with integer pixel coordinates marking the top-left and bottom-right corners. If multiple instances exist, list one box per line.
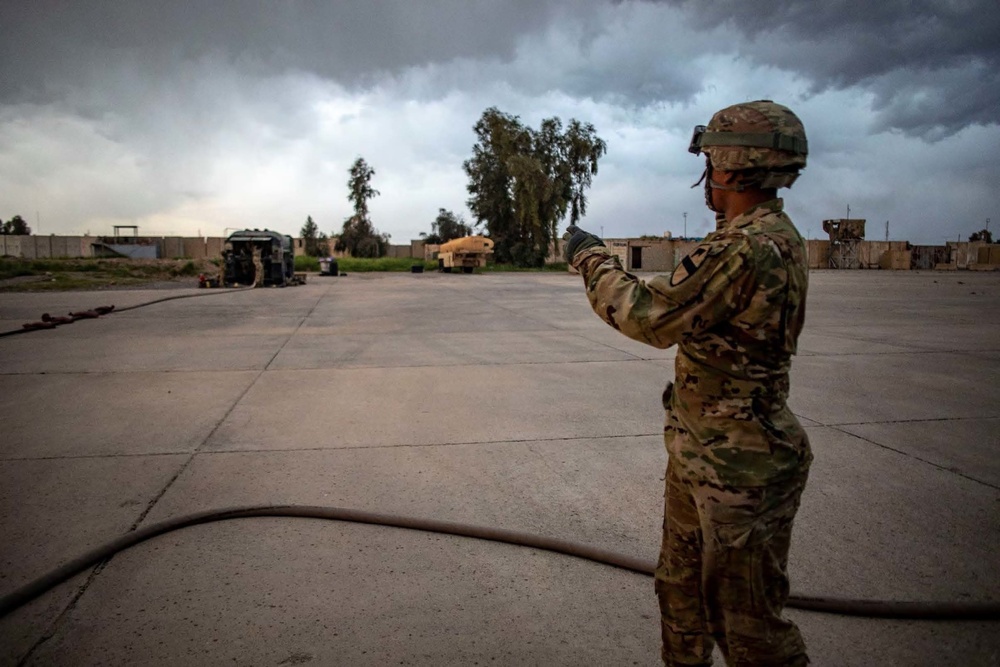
left=0, top=286, right=255, bottom=339
left=1, top=505, right=997, bottom=621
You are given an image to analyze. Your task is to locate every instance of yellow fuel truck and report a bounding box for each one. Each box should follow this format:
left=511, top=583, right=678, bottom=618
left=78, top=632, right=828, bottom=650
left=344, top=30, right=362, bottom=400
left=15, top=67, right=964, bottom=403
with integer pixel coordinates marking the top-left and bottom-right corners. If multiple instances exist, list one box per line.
left=437, top=235, right=494, bottom=273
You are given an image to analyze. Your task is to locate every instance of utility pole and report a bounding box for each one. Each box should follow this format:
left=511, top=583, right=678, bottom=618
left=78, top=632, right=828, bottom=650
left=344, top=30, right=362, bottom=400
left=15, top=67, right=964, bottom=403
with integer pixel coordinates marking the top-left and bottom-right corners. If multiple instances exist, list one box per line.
left=600, top=225, right=604, bottom=238
left=885, top=220, right=889, bottom=242
left=683, top=211, right=687, bottom=238
left=846, top=204, right=851, bottom=220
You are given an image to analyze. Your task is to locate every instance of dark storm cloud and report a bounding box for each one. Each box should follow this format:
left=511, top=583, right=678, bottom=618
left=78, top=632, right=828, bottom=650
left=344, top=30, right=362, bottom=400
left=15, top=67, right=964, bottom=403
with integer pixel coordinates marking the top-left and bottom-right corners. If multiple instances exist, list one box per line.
left=0, top=0, right=575, bottom=102
left=7, top=0, right=994, bottom=138
left=674, top=0, right=1000, bottom=137
left=0, top=0, right=996, bottom=243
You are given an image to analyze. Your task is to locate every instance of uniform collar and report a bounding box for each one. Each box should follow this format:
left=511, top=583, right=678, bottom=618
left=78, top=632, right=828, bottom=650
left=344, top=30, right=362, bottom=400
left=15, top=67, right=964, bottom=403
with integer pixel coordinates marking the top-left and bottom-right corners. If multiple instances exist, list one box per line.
left=729, top=198, right=783, bottom=229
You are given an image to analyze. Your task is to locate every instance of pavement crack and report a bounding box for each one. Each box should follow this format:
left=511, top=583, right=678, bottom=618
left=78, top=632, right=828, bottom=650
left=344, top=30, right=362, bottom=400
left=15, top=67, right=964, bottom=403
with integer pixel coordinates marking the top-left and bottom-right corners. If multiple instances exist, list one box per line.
left=133, top=283, right=330, bottom=530
left=127, top=371, right=263, bottom=531
left=256, top=357, right=660, bottom=372
left=262, top=287, right=328, bottom=371
left=825, top=424, right=1000, bottom=491
left=15, top=562, right=112, bottom=667
left=197, top=432, right=664, bottom=455
left=798, top=349, right=1000, bottom=357
left=802, top=328, right=1000, bottom=356
left=0, top=368, right=271, bottom=376
left=12, top=285, right=334, bottom=664
left=826, top=416, right=1000, bottom=427
left=1, top=450, right=191, bottom=462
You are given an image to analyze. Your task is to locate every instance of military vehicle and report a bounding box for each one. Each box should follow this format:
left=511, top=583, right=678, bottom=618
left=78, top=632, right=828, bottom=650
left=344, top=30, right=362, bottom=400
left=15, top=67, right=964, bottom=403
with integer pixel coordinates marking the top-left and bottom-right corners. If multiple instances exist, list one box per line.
left=437, top=235, right=494, bottom=273
left=222, top=229, right=297, bottom=287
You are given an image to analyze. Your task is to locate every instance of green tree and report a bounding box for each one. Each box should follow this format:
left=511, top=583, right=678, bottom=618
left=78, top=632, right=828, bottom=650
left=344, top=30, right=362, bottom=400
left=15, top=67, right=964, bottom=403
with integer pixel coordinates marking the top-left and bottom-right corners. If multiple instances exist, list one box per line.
left=424, top=208, right=472, bottom=244
left=463, top=108, right=606, bottom=266
left=300, top=215, right=321, bottom=256
left=969, top=228, right=993, bottom=243
left=317, top=232, right=331, bottom=257
left=336, top=157, right=389, bottom=257
left=563, top=119, right=607, bottom=225
left=464, top=108, right=526, bottom=264
left=347, top=157, right=379, bottom=221
left=1, top=215, right=31, bottom=235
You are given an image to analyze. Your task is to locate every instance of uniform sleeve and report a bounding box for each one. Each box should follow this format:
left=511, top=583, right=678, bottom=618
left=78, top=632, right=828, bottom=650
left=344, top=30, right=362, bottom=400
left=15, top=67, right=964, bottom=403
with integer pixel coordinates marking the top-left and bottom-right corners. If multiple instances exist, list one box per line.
left=571, top=233, right=756, bottom=349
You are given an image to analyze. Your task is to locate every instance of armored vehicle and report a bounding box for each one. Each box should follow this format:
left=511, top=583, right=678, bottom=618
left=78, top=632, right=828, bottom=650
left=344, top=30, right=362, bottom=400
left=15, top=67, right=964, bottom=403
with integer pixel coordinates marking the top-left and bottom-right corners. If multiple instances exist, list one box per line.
left=222, top=229, right=296, bottom=287
left=437, top=235, right=494, bottom=273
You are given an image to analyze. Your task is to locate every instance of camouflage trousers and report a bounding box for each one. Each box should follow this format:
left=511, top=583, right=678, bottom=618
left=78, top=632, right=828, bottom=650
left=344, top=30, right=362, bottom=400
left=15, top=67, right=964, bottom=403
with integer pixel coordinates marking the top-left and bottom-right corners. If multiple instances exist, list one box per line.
left=654, top=458, right=809, bottom=666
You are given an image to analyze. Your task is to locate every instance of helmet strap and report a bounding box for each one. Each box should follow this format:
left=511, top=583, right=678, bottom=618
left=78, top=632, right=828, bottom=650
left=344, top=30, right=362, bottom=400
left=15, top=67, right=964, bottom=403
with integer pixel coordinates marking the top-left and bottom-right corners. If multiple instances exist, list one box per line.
left=699, top=163, right=725, bottom=213
left=708, top=178, right=747, bottom=192
left=690, top=167, right=708, bottom=188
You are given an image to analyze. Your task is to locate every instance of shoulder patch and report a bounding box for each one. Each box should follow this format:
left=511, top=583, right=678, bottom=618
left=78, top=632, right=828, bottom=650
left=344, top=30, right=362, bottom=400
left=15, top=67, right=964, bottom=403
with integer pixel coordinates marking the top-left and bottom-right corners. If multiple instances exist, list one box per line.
left=670, top=244, right=714, bottom=286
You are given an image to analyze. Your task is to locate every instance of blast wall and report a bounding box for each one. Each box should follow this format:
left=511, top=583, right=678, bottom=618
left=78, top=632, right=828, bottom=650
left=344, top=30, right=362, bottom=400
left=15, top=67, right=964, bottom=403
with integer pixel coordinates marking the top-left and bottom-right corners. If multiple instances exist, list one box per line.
left=385, top=244, right=412, bottom=259
left=1, top=235, right=89, bottom=258
left=4, top=234, right=998, bottom=272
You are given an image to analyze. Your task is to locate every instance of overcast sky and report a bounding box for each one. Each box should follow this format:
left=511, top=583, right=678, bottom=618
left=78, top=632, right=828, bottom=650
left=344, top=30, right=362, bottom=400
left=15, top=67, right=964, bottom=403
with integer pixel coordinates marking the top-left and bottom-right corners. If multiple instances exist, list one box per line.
left=2, top=0, right=997, bottom=245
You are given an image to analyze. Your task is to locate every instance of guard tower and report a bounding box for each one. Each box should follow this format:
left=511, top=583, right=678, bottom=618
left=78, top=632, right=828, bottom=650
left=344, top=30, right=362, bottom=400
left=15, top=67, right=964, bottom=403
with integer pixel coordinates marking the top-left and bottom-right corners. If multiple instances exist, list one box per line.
left=113, top=225, right=139, bottom=240
left=823, top=219, right=866, bottom=269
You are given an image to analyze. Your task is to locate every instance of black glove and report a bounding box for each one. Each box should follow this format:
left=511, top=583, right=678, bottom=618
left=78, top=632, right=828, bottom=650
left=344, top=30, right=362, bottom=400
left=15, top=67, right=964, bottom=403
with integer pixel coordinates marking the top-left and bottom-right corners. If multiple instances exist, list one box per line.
left=563, top=225, right=605, bottom=262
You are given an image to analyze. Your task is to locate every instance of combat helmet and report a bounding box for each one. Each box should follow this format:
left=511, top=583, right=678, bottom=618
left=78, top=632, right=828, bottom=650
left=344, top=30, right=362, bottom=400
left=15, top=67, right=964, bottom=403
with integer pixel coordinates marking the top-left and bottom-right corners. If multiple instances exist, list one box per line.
left=689, top=100, right=807, bottom=189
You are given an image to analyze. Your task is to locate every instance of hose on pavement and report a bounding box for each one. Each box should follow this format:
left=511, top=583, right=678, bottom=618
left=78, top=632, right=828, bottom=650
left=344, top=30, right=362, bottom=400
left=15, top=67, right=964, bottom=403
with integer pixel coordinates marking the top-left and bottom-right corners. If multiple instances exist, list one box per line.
left=1, top=505, right=997, bottom=621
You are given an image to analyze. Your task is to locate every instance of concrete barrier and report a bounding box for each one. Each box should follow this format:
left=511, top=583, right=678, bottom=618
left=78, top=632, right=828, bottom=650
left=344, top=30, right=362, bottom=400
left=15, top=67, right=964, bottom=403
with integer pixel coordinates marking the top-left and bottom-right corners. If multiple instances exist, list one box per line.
left=806, top=240, right=830, bottom=268
left=182, top=237, right=206, bottom=259
left=205, top=237, right=224, bottom=259
left=879, top=248, right=911, bottom=270
left=2, top=233, right=988, bottom=273
left=0, top=235, right=26, bottom=257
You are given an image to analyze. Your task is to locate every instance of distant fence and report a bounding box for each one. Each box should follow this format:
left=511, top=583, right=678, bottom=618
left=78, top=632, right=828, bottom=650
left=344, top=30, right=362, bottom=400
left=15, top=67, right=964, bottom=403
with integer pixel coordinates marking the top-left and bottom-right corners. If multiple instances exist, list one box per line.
left=0, top=234, right=508, bottom=265
left=2, top=234, right=997, bottom=271
left=0, top=235, right=231, bottom=260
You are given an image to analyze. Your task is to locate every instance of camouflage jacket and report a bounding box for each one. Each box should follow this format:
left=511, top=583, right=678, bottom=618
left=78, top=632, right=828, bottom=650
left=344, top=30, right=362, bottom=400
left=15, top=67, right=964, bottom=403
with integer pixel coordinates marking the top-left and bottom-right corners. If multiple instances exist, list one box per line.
left=572, top=199, right=812, bottom=487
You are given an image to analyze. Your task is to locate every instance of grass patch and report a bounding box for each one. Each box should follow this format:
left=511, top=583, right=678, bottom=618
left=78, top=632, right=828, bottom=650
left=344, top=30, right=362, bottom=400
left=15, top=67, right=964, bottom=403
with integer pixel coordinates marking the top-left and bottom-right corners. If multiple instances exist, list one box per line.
left=0, top=257, right=219, bottom=291
left=297, top=256, right=436, bottom=272
left=294, top=255, right=320, bottom=272
left=170, top=260, right=199, bottom=277
left=337, top=257, right=437, bottom=272
left=0, top=259, right=35, bottom=280
left=22, top=273, right=154, bottom=291
left=2, top=255, right=570, bottom=283
left=483, top=262, right=569, bottom=272
left=292, top=256, right=568, bottom=273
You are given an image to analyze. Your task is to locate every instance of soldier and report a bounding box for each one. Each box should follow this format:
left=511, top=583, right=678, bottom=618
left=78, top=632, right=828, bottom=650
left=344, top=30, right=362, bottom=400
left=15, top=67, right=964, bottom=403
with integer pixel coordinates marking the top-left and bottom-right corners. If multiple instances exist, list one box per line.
left=252, top=246, right=265, bottom=288
left=564, top=100, right=811, bottom=666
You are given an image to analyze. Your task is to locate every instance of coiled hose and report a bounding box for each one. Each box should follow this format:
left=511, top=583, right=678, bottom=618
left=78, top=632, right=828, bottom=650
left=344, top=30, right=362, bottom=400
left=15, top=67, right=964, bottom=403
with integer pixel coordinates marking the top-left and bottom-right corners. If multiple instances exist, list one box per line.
left=1, top=505, right=997, bottom=621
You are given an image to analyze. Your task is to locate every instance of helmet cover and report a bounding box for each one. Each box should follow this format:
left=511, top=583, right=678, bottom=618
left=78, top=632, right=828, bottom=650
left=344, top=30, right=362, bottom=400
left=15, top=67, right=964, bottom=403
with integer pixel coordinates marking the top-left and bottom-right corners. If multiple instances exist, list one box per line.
left=694, top=100, right=807, bottom=175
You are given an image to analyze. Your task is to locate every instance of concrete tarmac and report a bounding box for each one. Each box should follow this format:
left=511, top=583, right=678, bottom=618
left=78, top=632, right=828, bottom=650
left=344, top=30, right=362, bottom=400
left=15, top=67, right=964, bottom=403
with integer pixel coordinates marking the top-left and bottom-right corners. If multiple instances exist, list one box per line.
left=1, top=270, right=998, bottom=666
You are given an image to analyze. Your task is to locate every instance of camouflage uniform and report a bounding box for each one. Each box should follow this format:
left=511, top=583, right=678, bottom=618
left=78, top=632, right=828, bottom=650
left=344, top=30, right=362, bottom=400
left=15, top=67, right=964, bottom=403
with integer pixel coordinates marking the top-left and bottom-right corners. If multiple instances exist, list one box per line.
left=571, top=196, right=811, bottom=665
left=252, top=247, right=265, bottom=288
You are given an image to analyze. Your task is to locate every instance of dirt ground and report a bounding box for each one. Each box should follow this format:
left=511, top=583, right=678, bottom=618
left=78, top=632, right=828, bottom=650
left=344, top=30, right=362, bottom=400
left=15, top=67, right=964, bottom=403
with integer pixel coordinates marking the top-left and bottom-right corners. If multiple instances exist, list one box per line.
left=0, top=258, right=220, bottom=292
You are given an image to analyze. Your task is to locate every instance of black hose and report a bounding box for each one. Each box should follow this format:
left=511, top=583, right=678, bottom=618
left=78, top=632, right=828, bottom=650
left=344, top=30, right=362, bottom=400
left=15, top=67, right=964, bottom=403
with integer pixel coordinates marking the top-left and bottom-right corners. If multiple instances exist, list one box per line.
left=0, top=324, right=51, bottom=339
left=1, top=505, right=996, bottom=621
left=112, top=287, right=255, bottom=313
left=0, top=287, right=255, bottom=339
